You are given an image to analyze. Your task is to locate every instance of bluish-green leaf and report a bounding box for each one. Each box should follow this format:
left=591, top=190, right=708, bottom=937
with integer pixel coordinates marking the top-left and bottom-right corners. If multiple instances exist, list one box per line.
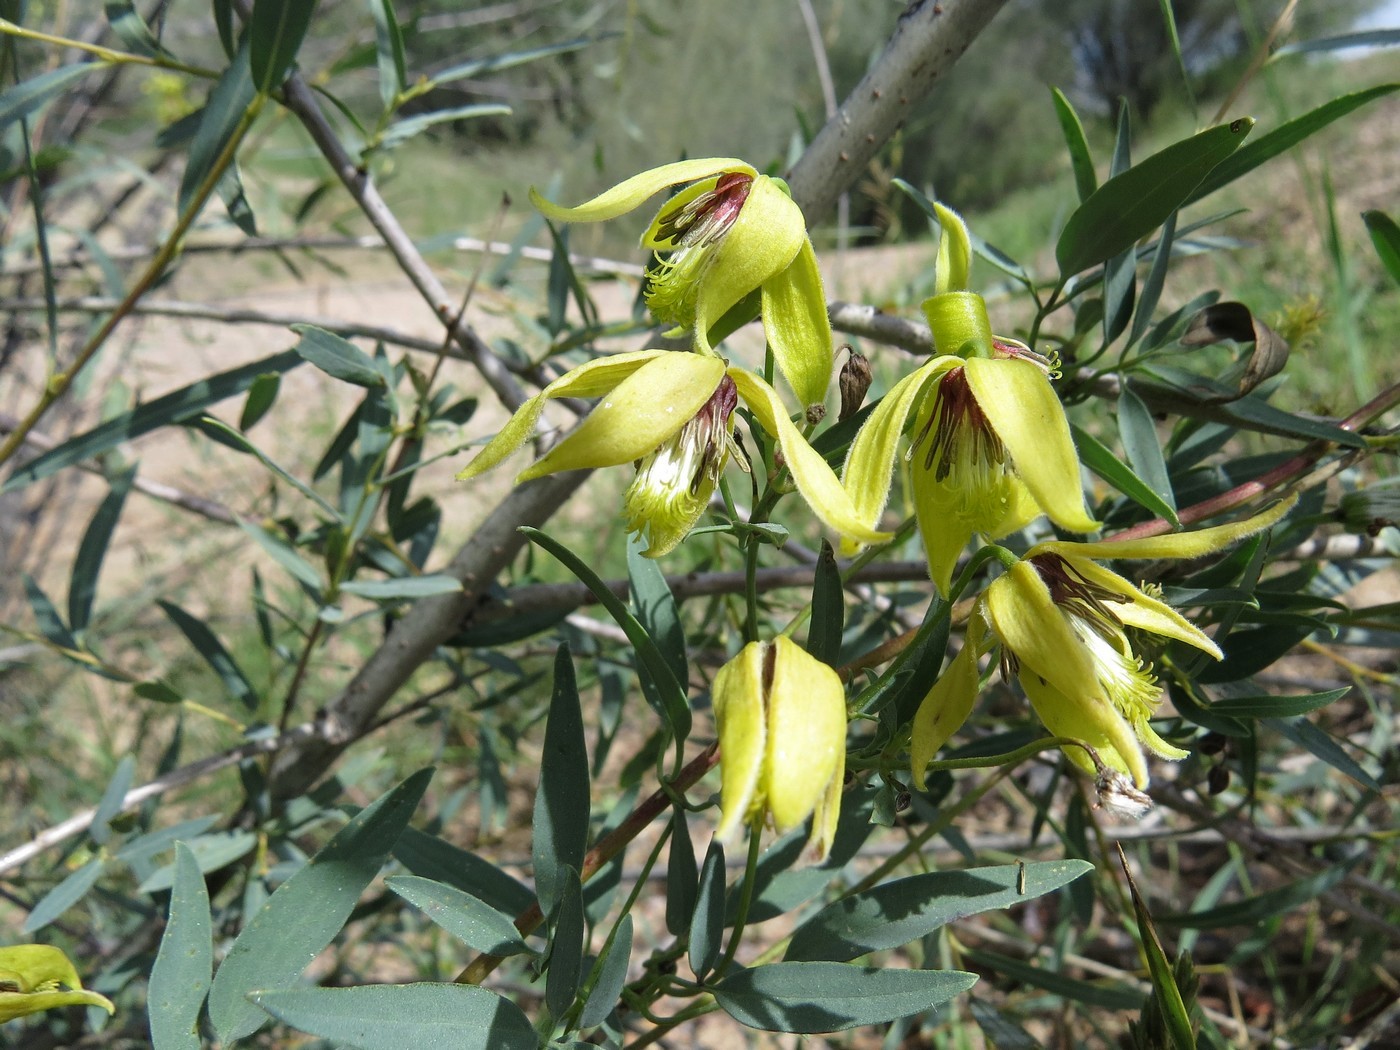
left=689, top=840, right=726, bottom=980
left=292, top=324, right=385, bottom=387
left=579, top=913, right=632, bottom=1030
left=1117, top=382, right=1176, bottom=513
left=1057, top=119, right=1253, bottom=276
left=1364, top=210, right=1400, bottom=285
left=806, top=539, right=844, bottom=664
left=965, top=948, right=1142, bottom=1009
left=158, top=600, right=258, bottom=711
left=1209, top=687, right=1348, bottom=718
left=1155, top=863, right=1351, bottom=928
left=427, top=37, right=595, bottom=88
left=249, top=984, right=536, bottom=1050
left=340, top=575, right=463, bottom=600
left=139, top=830, right=259, bottom=892
left=148, top=844, right=213, bottom=1050
left=105, top=1, right=174, bottom=58
left=1186, top=85, right=1398, bottom=205
left=88, top=755, right=136, bottom=847
left=970, top=999, right=1039, bottom=1049
left=178, top=47, right=255, bottom=220
left=1273, top=30, right=1400, bottom=57
left=665, top=809, right=697, bottom=937
left=208, top=768, right=432, bottom=1042
left=24, top=857, right=105, bottom=933
left=391, top=828, right=535, bottom=916
left=1051, top=87, right=1097, bottom=202
left=786, top=861, right=1093, bottom=963
left=627, top=532, right=688, bottom=690
left=0, top=64, right=99, bottom=133
left=68, top=466, right=136, bottom=633
left=386, top=875, right=530, bottom=956
left=379, top=103, right=511, bottom=150
left=1, top=349, right=305, bottom=491
left=1266, top=716, right=1379, bottom=790
left=248, top=0, right=317, bottom=94
left=240, top=372, right=281, bottom=430
left=524, top=527, right=691, bottom=744
left=545, top=868, right=585, bottom=1019
left=1128, top=210, right=1178, bottom=348
left=532, top=645, right=590, bottom=915
left=370, top=0, right=407, bottom=109
left=25, top=573, right=77, bottom=650
left=714, top=962, right=978, bottom=1033
left=239, top=520, right=324, bottom=593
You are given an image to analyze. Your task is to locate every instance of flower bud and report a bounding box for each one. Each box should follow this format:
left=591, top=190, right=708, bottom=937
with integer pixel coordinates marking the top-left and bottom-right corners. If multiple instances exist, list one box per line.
left=838, top=350, right=872, bottom=422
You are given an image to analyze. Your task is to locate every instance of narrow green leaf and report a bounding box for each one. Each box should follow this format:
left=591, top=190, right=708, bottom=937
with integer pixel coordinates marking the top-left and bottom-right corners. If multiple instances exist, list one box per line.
left=714, top=962, right=978, bottom=1033
left=24, top=857, right=105, bottom=933
left=386, top=875, right=530, bottom=957
left=208, top=768, right=432, bottom=1042
left=1117, top=383, right=1176, bottom=513
left=178, top=47, right=255, bottom=221
left=970, top=999, right=1039, bottom=1049
left=339, top=575, right=463, bottom=600
left=1209, top=687, right=1348, bottom=718
left=105, top=0, right=174, bottom=58
left=194, top=415, right=339, bottom=516
left=1364, top=210, right=1400, bottom=285
left=138, top=831, right=259, bottom=893
left=239, top=520, right=324, bottom=592
left=88, top=755, right=136, bottom=847
left=689, top=840, right=726, bottom=980
left=1273, top=30, right=1400, bottom=57
left=806, top=539, right=844, bottom=664
left=1, top=349, right=305, bottom=491
left=0, top=64, right=98, bottom=133
left=786, top=861, right=1093, bottom=963
left=1051, top=87, right=1096, bottom=202
left=240, top=372, right=281, bottom=430
left=370, top=0, right=407, bottom=109
left=428, top=38, right=595, bottom=87
left=524, top=527, right=691, bottom=744
left=248, top=0, right=317, bottom=94
left=1057, top=119, right=1253, bottom=276
left=532, top=645, right=590, bottom=914
left=212, top=0, right=236, bottom=58
left=965, top=948, right=1142, bottom=1009
left=249, top=984, right=536, bottom=1050
left=391, top=828, right=535, bottom=916
left=1266, top=717, right=1380, bottom=790
left=579, top=914, right=632, bottom=1030
left=291, top=324, right=385, bottom=387
left=627, top=532, right=688, bottom=698
left=24, top=574, right=77, bottom=650
left=148, top=844, right=213, bottom=1050
left=158, top=601, right=258, bottom=711
left=113, top=816, right=220, bottom=865
left=545, top=868, right=585, bottom=1019
left=665, top=809, right=698, bottom=937
left=1155, top=863, right=1351, bottom=928
left=1187, top=85, right=1398, bottom=205
left=1157, top=0, right=1196, bottom=115
left=1129, top=210, right=1178, bottom=348
left=379, top=103, right=511, bottom=150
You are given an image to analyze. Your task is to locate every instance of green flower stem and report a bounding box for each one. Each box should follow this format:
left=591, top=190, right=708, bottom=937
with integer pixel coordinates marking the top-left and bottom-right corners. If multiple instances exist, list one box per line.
left=455, top=742, right=720, bottom=986
left=0, top=94, right=265, bottom=469
left=0, top=19, right=220, bottom=79
left=716, top=825, right=764, bottom=976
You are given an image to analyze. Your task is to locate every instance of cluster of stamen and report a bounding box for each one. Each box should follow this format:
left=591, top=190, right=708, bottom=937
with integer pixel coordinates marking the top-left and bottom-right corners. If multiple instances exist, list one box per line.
left=993, top=336, right=1061, bottom=378
left=645, top=172, right=753, bottom=326
left=623, top=376, right=741, bottom=554
left=1030, top=553, right=1162, bottom=719
left=906, top=367, right=1011, bottom=524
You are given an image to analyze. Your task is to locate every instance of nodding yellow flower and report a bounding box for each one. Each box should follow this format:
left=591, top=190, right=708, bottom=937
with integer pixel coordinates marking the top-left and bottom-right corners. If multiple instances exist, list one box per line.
left=713, top=637, right=847, bottom=860
left=0, top=944, right=115, bottom=1024
left=455, top=350, right=892, bottom=557
left=909, top=497, right=1297, bottom=789
left=530, top=159, right=834, bottom=411
left=840, top=203, right=1098, bottom=593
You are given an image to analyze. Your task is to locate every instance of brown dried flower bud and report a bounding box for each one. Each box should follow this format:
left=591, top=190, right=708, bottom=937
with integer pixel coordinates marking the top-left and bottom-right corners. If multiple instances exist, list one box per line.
left=838, top=350, right=873, bottom=422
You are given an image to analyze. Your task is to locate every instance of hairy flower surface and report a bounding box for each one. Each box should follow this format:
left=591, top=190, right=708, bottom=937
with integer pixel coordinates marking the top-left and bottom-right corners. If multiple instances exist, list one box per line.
left=456, top=350, right=891, bottom=556
left=713, top=637, right=847, bottom=859
left=909, top=498, right=1296, bottom=788
left=530, top=158, right=833, bottom=409
left=0, top=944, right=114, bottom=1024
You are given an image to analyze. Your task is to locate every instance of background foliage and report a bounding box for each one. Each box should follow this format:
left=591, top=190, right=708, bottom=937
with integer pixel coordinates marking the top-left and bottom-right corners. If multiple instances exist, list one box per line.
left=2, top=0, right=1399, bottom=1047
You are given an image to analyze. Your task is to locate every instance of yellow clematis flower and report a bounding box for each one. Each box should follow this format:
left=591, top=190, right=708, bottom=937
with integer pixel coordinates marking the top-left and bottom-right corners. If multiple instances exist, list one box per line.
left=712, top=636, right=847, bottom=860
left=455, top=350, right=892, bottom=557
left=0, top=944, right=115, bottom=1024
left=529, top=158, right=834, bottom=410
left=842, top=203, right=1098, bottom=593
left=909, top=497, right=1296, bottom=789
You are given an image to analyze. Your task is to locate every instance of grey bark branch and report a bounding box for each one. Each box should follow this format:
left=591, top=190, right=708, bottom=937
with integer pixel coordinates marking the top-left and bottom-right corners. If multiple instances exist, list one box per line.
left=785, top=0, right=1011, bottom=224
left=266, top=3, right=1011, bottom=799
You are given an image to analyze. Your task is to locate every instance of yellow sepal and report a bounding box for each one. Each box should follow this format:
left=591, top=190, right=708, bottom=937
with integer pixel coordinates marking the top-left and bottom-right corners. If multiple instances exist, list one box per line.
left=529, top=158, right=755, bottom=225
